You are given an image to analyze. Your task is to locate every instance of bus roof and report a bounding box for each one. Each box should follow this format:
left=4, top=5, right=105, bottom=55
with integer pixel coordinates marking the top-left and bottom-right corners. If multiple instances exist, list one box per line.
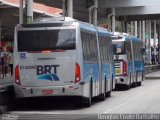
left=33, top=17, right=76, bottom=23
left=80, top=23, right=97, bottom=33
left=80, top=23, right=112, bottom=36
left=18, top=16, right=112, bottom=37
left=112, top=32, right=142, bottom=42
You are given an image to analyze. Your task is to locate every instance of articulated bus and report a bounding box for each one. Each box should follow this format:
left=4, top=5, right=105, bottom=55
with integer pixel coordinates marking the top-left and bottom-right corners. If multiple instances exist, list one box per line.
left=14, top=17, right=115, bottom=107
left=112, top=32, right=144, bottom=90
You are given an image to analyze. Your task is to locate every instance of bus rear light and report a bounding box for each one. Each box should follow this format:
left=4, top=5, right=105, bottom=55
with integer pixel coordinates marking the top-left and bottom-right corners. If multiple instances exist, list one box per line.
left=75, top=63, right=81, bottom=83
left=42, top=50, right=51, bottom=53
left=15, top=65, right=21, bottom=85
left=29, top=50, right=65, bottom=53
left=123, top=60, right=127, bottom=76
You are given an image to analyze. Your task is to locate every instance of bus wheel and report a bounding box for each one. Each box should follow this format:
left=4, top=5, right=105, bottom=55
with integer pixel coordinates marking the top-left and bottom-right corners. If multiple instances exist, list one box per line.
left=125, top=84, right=130, bottom=90
left=126, top=74, right=131, bottom=90
left=99, top=93, right=105, bottom=101
left=99, top=91, right=106, bottom=101
left=106, top=91, right=111, bottom=97
left=83, top=81, right=92, bottom=107
left=133, top=73, right=138, bottom=87
left=137, top=81, right=142, bottom=86
left=111, top=75, right=114, bottom=90
left=74, top=97, right=82, bottom=108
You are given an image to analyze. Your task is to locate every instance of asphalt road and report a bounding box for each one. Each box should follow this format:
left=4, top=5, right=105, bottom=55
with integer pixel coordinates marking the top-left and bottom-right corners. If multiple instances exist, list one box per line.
left=2, top=78, right=160, bottom=120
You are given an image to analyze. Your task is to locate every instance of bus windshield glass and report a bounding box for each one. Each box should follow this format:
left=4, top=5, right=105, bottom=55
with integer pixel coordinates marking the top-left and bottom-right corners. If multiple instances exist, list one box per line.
left=112, top=41, right=125, bottom=55
left=18, top=29, right=76, bottom=51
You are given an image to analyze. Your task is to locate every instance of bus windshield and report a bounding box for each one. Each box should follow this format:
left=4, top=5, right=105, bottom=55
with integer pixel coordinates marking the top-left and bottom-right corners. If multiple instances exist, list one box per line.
left=112, top=41, right=125, bottom=55
left=18, top=29, right=76, bottom=51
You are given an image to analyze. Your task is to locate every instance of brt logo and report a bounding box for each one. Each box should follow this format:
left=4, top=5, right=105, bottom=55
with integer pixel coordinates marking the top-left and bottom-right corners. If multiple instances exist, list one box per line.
left=37, top=65, right=59, bottom=75
left=36, top=65, right=60, bottom=81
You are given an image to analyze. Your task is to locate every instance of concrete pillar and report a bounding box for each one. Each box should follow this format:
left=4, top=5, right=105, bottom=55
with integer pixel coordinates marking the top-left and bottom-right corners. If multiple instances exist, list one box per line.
left=19, top=0, right=23, bottom=24
left=89, top=8, right=92, bottom=24
left=62, top=0, right=66, bottom=17
left=124, top=21, right=127, bottom=33
left=146, top=21, right=152, bottom=64
left=26, top=0, right=33, bottom=23
left=146, top=21, right=149, bottom=64
left=158, top=25, right=160, bottom=64
left=93, top=0, right=98, bottom=25
left=142, top=21, right=146, bottom=64
left=121, top=21, right=125, bottom=33
left=111, top=8, right=115, bottom=32
left=107, top=14, right=112, bottom=31
left=0, top=21, right=1, bottom=47
left=142, top=21, right=145, bottom=43
left=154, top=20, right=157, bottom=63
left=149, top=21, right=152, bottom=64
left=67, top=0, right=73, bottom=18
left=139, top=21, right=142, bottom=39
left=134, top=21, right=137, bottom=37
left=131, top=21, right=134, bottom=35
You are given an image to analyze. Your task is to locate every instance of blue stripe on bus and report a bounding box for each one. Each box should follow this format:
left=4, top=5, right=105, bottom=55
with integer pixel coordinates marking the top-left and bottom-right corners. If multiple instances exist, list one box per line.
left=82, top=63, right=114, bottom=83
left=128, top=61, right=144, bottom=73
left=83, top=63, right=99, bottom=83
left=134, top=61, right=144, bottom=72
left=80, top=24, right=97, bottom=33
left=98, top=29, right=112, bottom=36
left=125, top=36, right=142, bottom=42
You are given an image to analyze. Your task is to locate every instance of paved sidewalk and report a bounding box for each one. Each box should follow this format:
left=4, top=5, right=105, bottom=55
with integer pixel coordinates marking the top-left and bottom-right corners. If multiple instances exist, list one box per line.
left=145, top=71, right=160, bottom=79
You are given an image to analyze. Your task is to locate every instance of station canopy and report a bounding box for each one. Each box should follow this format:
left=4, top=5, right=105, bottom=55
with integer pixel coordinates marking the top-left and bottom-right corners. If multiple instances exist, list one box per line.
left=0, top=0, right=62, bottom=41
left=34, top=0, right=160, bottom=23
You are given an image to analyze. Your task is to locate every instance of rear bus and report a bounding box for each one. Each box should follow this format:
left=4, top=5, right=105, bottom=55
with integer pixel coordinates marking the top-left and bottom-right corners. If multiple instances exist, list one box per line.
left=112, top=36, right=131, bottom=89
left=14, top=22, right=82, bottom=98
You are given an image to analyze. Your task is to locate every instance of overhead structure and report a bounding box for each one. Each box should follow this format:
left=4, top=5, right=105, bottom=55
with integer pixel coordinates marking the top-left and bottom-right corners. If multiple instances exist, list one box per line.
left=26, top=0, right=33, bottom=23
left=0, top=0, right=160, bottom=63
left=0, top=0, right=62, bottom=40
left=34, top=0, right=160, bottom=22
left=33, top=0, right=160, bottom=64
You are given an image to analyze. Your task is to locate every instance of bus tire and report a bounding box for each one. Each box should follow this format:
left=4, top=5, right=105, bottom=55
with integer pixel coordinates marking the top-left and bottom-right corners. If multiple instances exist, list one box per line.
left=73, top=97, right=82, bottom=108
left=126, top=73, right=131, bottom=90
left=99, top=93, right=105, bottom=101
left=83, top=80, right=92, bottom=107
left=137, top=81, right=142, bottom=86
left=126, top=85, right=130, bottom=90
left=106, top=91, right=111, bottom=97
left=133, top=73, right=138, bottom=87
left=110, top=75, right=114, bottom=91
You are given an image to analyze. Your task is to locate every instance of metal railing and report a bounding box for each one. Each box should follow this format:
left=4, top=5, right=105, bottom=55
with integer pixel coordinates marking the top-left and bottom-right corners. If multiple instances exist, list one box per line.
left=144, top=64, right=160, bottom=74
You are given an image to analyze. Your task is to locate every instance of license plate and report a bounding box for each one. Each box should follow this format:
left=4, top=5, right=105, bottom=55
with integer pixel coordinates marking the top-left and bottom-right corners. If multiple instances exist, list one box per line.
left=115, top=69, right=121, bottom=75
left=42, top=90, right=53, bottom=95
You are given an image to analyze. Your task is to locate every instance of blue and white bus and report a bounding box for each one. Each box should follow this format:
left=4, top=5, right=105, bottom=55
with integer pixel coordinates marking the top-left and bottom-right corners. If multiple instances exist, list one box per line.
left=112, top=32, right=144, bottom=90
left=14, top=17, right=115, bottom=107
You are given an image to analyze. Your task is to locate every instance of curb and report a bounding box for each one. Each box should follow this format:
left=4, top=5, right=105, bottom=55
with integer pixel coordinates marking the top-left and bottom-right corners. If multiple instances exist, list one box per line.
left=145, top=77, right=160, bottom=79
